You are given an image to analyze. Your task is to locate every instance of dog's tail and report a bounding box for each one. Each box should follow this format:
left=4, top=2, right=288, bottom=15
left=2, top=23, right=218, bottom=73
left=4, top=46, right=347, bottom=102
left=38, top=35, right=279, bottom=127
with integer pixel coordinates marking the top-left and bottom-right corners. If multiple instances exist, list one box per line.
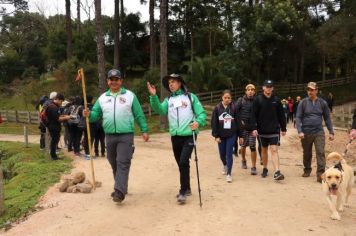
left=327, top=152, right=346, bottom=165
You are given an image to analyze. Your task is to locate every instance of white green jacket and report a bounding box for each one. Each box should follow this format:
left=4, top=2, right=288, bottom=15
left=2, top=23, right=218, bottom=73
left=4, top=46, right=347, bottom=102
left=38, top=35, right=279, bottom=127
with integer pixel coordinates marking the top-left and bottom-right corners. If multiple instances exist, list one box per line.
left=89, top=88, right=148, bottom=134
left=149, top=89, right=206, bottom=136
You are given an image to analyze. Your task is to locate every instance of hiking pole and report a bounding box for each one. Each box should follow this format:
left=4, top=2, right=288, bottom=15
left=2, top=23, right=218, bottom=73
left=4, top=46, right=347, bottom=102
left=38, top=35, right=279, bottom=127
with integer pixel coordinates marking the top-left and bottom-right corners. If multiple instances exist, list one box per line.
left=342, top=138, right=353, bottom=157
left=192, top=130, right=202, bottom=208
left=77, top=68, right=96, bottom=190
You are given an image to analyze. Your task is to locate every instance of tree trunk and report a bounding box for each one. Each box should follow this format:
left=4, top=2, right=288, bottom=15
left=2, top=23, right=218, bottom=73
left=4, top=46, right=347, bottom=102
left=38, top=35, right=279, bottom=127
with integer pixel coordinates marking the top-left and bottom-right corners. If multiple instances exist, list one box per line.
left=294, top=53, right=298, bottom=83
left=159, top=0, right=168, bottom=129
left=77, top=0, right=81, bottom=34
left=94, top=0, right=106, bottom=92
left=322, top=53, right=326, bottom=81
left=299, top=33, right=305, bottom=83
left=114, top=0, right=120, bottom=69
left=149, top=0, right=156, bottom=69
left=120, top=0, right=124, bottom=37
left=65, top=0, right=72, bottom=60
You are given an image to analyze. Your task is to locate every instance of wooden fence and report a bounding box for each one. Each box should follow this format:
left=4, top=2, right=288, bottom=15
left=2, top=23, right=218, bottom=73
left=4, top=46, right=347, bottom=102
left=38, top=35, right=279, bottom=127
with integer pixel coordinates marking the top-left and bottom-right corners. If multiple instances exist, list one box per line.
left=1, top=76, right=355, bottom=124
left=332, top=103, right=355, bottom=130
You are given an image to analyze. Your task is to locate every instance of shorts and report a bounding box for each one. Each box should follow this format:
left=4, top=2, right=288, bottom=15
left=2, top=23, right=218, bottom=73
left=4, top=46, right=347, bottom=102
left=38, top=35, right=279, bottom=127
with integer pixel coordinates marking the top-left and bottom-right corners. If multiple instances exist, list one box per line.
left=258, top=134, right=280, bottom=147
left=240, top=130, right=256, bottom=148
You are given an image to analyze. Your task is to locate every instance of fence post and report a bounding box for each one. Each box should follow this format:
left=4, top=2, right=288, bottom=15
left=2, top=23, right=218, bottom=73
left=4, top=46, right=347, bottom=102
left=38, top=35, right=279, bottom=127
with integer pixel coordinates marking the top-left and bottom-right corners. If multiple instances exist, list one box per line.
left=210, top=92, right=213, bottom=103
left=24, top=125, right=29, bottom=148
left=15, top=110, right=19, bottom=123
left=27, top=111, right=31, bottom=124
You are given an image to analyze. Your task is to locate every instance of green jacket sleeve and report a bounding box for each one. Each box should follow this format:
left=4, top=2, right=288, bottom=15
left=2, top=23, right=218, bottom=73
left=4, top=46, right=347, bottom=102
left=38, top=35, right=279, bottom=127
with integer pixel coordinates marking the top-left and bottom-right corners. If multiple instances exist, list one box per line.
left=191, top=93, right=206, bottom=128
left=132, top=94, right=149, bottom=133
left=149, top=95, right=168, bottom=115
left=89, top=99, right=102, bottom=122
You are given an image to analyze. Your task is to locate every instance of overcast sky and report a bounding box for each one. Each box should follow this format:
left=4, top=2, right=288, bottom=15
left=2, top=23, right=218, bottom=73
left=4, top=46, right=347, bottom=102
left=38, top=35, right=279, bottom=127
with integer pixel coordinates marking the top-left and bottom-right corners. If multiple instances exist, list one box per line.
left=28, top=0, right=157, bottom=22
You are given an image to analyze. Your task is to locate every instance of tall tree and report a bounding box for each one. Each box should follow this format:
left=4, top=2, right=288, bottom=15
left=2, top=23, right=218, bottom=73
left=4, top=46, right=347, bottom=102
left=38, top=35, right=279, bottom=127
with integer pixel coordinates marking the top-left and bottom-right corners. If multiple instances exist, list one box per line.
left=114, top=0, right=120, bottom=69
left=94, top=0, right=106, bottom=92
left=76, top=0, right=81, bottom=34
left=159, top=0, right=168, bottom=128
left=149, top=0, right=156, bottom=68
left=0, top=0, right=28, bottom=16
left=65, top=0, right=72, bottom=59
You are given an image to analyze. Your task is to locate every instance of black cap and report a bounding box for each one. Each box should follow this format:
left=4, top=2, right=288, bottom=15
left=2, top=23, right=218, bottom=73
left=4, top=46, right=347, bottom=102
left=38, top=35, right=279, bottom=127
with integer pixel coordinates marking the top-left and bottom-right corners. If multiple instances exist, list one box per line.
left=162, top=73, right=187, bottom=92
left=263, top=80, right=273, bottom=86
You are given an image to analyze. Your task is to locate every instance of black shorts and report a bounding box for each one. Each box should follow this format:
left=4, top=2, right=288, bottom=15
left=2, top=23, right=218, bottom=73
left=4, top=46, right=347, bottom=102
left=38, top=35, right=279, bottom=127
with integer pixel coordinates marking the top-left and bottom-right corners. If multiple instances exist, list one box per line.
left=259, top=135, right=280, bottom=147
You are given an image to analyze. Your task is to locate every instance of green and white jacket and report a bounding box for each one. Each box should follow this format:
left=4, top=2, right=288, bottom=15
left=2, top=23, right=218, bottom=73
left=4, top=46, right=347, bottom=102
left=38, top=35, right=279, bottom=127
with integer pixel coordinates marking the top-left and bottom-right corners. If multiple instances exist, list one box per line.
left=89, top=88, right=148, bottom=134
left=149, top=89, right=206, bottom=136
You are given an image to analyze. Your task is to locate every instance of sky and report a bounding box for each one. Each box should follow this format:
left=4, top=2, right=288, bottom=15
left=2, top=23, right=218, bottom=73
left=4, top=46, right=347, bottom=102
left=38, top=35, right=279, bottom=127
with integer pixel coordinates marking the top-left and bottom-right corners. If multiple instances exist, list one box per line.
left=28, top=0, right=158, bottom=22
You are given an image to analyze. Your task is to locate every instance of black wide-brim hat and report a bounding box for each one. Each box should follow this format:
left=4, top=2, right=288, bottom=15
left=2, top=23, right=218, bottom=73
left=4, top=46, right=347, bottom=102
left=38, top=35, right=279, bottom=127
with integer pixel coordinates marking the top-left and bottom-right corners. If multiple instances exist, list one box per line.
left=162, top=73, right=186, bottom=92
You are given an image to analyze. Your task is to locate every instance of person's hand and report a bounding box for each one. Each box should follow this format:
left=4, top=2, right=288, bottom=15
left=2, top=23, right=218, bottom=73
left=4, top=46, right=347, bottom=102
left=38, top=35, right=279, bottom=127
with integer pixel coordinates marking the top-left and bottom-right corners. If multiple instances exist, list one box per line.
left=215, top=137, right=221, bottom=143
left=350, top=129, right=356, bottom=139
left=281, top=131, right=286, bottom=136
left=142, top=133, right=149, bottom=142
left=252, top=130, right=258, bottom=137
left=83, top=108, right=90, bottom=117
left=190, top=121, right=199, bottom=130
left=298, top=132, right=304, bottom=139
left=147, top=82, right=157, bottom=96
left=329, top=134, right=334, bottom=141
left=239, top=138, right=244, bottom=145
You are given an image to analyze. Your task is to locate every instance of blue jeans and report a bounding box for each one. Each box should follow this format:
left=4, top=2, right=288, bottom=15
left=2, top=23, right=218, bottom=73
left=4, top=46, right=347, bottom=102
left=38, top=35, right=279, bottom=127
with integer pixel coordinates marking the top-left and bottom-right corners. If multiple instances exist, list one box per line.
left=218, top=135, right=236, bottom=175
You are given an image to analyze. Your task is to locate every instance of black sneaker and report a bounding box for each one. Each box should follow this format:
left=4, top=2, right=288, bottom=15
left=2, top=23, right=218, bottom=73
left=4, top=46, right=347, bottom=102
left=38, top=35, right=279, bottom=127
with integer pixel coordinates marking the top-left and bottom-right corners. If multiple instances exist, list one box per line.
left=261, top=168, right=268, bottom=178
left=112, top=189, right=125, bottom=202
left=273, top=170, right=285, bottom=180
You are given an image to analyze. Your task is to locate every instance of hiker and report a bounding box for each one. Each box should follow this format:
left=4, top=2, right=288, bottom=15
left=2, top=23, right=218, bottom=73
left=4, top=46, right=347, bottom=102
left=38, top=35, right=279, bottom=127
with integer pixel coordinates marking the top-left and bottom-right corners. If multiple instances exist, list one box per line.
left=83, top=69, right=149, bottom=203
left=295, top=82, right=334, bottom=183
left=287, top=96, right=294, bottom=123
left=211, top=90, right=241, bottom=183
left=236, top=84, right=258, bottom=174
left=67, top=96, right=84, bottom=157
left=251, top=80, right=287, bottom=180
left=293, top=96, right=301, bottom=128
left=36, top=95, right=49, bottom=150
left=147, top=73, right=206, bottom=204
left=350, top=108, right=356, bottom=139
left=326, top=92, right=334, bottom=113
left=281, top=99, right=288, bottom=122
left=46, top=94, right=71, bottom=160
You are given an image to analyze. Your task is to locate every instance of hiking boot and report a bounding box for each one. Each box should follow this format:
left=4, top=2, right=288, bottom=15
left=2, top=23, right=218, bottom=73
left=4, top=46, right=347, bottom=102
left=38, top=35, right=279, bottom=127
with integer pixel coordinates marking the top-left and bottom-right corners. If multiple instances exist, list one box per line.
left=226, top=174, right=232, bottom=183
left=273, top=170, right=285, bottom=180
left=177, top=194, right=187, bottom=204
left=251, top=167, right=257, bottom=175
left=302, top=171, right=311, bottom=177
left=112, top=189, right=125, bottom=203
left=241, top=160, right=247, bottom=169
left=261, top=168, right=268, bottom=178
left=176, top=189, right=192, bottom=198
left=222, top=165, right=227, bottom=175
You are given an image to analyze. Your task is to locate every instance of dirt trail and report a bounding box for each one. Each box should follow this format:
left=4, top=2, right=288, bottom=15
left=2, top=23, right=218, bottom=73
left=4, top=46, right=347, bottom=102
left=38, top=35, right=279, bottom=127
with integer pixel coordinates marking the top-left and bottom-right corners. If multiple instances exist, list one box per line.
left=1, top=124, right=356, bottom=236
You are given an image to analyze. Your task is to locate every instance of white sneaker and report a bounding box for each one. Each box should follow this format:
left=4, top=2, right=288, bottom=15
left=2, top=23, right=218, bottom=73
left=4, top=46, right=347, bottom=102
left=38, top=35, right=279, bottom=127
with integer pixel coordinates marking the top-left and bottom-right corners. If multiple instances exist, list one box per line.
left=222, top=165, right=227, bottom=175
left=226, top=174, right=232, bottom=183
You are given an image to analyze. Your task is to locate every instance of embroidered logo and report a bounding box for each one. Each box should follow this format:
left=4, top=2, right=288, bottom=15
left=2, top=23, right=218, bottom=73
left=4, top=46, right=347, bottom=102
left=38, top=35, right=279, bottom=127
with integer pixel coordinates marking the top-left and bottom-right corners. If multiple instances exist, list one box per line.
left=181, top=101, right=188, bottom=108
left=106, top=99, right=112, bottom=103
left=119, top=97, right=126, bottom=104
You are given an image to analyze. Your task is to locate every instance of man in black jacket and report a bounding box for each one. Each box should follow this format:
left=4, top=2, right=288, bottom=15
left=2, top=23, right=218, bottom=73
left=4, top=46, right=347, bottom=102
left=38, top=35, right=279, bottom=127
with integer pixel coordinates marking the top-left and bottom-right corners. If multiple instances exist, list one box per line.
left=251, top=80, right=287, bottom=180
left=47, top=94, right=71, bottom=160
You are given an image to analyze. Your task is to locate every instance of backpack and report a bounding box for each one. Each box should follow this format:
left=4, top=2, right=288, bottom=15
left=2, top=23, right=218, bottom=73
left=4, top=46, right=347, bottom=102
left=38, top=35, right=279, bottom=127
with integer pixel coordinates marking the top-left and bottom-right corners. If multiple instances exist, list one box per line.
left=39, top=102, right=56, bottom=126
left=67, top=105, right=81, bottom=125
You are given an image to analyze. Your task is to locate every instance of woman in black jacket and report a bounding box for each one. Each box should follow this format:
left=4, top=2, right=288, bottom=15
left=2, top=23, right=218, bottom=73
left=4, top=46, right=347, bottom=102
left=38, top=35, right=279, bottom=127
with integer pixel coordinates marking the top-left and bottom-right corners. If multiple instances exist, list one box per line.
left=211, top=90, right=241, bottom=183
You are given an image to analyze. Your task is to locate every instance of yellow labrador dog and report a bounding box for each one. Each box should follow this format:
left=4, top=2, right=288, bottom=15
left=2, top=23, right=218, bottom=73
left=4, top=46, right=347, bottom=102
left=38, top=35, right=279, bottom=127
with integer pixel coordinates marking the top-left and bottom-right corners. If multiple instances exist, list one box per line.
left=322, top=152, right=354, bottom=220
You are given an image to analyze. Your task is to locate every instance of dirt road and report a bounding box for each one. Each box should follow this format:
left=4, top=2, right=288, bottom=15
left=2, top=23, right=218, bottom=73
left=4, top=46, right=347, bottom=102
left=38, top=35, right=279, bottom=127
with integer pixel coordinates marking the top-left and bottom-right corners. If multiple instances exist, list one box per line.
left=1, top=124, right=356, bottom=236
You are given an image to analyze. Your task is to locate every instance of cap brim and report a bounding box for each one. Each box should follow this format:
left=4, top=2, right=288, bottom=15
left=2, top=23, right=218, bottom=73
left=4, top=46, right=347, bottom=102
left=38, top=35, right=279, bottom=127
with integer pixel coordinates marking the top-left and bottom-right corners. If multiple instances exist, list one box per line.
left=307, top=86, right=316, bottom=90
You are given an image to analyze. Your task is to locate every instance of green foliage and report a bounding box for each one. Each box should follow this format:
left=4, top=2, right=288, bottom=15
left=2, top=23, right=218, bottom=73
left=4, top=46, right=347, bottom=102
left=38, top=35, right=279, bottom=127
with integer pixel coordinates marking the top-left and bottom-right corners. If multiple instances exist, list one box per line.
left=0, top=141, right=72, bottom=227
left=130, top=67, right=160, bottom=104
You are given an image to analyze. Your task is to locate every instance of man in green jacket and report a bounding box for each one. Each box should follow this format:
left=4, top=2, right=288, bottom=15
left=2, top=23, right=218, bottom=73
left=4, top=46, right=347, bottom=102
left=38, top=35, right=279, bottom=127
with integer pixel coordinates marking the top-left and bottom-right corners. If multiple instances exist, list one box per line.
left=84, top=69, right=149, bottom=203
left=147, top=74, right=206, bottom=204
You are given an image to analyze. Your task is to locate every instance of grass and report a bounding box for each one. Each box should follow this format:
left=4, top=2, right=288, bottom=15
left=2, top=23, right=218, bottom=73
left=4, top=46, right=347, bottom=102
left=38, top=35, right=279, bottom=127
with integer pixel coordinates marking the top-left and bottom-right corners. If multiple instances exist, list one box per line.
left=0, top=142, right=72, bottom=228
left=0, top=123, right=39, bottom=135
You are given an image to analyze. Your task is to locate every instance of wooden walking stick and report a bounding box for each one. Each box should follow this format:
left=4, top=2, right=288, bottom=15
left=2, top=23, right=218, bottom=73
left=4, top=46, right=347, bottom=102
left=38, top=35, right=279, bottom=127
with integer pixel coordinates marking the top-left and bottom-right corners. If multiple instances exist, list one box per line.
left=76, top=68, right=96, bottom=190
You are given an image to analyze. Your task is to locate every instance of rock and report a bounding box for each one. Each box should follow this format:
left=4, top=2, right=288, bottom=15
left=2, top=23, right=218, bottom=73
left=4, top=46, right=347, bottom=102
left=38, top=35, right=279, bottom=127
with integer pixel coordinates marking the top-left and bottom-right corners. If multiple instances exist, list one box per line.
left=67, top=185, right=78, bottom=193
left=58, top=180, right=69, bottom=192
left=76, top=183, right=92, bottom=193
left=72, top=172, right=85, bottom=184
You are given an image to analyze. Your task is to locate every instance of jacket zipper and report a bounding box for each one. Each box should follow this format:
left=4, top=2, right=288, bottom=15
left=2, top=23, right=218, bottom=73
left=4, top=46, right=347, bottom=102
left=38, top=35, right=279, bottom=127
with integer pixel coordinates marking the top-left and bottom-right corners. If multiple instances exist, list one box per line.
left=114, top=96, right=117, bottom=132
left=176, top=107, right=179, bottom=135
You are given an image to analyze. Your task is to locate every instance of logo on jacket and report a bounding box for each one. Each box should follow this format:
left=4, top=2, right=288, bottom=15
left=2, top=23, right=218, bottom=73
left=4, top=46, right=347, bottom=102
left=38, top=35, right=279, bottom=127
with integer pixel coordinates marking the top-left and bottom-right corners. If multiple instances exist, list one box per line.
left=218, top=112, right=234, bottom=121
left=181, top=101, right=188, bottom=108
left=119, top=97, right=126, bottom=104
left=106, top=99, right=112, bottom=103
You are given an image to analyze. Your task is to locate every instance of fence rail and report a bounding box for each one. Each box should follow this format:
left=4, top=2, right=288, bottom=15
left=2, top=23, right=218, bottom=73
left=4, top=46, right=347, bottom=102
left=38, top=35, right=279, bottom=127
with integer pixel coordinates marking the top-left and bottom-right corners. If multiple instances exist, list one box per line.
left=1, top=77, right=355, bottom=124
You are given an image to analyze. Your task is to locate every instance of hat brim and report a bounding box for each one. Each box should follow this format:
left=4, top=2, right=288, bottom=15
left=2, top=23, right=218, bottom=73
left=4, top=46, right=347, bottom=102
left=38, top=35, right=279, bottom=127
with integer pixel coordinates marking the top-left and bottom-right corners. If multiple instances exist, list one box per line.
left=306, top=86, right=316, bottom=90
left=162, top=75, right=186, bottom=91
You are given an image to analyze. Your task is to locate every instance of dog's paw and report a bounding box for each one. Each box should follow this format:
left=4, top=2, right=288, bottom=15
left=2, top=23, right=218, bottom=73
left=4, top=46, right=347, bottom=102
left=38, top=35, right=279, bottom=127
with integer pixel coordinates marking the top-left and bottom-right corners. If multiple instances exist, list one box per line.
left=330, top=213, right=341, bottom=220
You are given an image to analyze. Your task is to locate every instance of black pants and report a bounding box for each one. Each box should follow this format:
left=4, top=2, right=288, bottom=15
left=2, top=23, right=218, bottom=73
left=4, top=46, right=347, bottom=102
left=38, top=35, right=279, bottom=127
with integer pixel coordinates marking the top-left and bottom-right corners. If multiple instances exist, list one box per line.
left=171, top=135, right=195, bottom=194
left=49, top=129, right=60, bottom=160
left=39, top=123, right=46, bottom=149
left=68, top=124, right=82, bottom=153
left=93, top=125, right=105, bottom=155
